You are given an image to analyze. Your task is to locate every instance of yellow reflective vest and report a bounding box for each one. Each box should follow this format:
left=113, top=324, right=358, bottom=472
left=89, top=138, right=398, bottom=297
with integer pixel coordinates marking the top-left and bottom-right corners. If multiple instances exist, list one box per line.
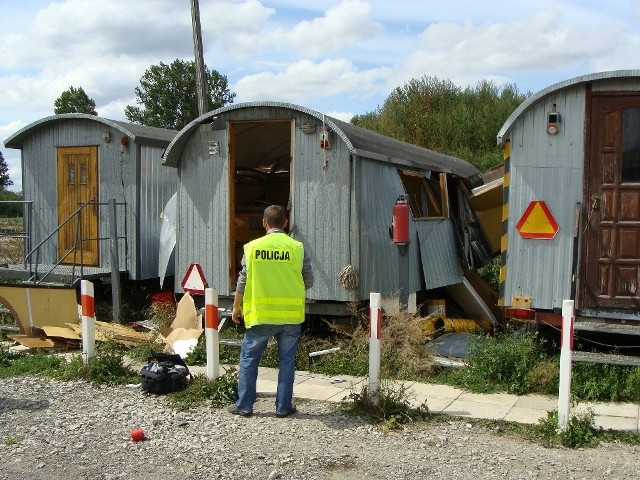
left=242, top=232, right=305, bottom=328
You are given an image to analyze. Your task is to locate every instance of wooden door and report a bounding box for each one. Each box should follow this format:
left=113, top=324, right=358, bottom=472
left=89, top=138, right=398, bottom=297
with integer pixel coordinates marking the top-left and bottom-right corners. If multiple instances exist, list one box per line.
left=57, top=146, right=99, bottom=266
left=582, top=95, right=640, bottom=308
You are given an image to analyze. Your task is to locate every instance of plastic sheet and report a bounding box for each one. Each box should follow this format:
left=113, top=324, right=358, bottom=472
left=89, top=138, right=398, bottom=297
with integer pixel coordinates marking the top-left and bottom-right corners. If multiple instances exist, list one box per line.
left=158, top=193, right=177, bottom=288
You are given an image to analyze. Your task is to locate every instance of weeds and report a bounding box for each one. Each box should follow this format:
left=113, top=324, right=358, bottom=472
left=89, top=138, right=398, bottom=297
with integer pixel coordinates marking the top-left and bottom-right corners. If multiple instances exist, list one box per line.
left=341, top=381, right=429, bottom=429
left=534, top=409, right=601, bottom=448
left=2, top=436, right=20, bottom=446
left=441, top=330, right=547, bottom=394
left=168, top=369, right=239, bottom=410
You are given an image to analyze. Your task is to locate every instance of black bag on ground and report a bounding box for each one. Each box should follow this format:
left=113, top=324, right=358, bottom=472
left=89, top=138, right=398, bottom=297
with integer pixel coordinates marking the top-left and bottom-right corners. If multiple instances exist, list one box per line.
left=140, top=352, right=191, bottom=394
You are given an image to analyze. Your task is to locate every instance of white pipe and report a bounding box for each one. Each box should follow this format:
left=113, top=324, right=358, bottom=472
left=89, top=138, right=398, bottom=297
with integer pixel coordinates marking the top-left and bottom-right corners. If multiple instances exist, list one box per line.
left=81, top=280, right=95, bottom=364
left=558, top=299, right=574, bottom=430
left=369, top=292, right=382, bottom=404
left=309, top=347, right=341, bottom=358
left=205, top=288, right=220, bottom=380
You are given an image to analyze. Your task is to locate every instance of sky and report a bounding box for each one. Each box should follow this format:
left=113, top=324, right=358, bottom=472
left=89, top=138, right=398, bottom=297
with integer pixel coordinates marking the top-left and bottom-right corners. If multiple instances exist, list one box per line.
left=1, top=0, right=639, bottom=191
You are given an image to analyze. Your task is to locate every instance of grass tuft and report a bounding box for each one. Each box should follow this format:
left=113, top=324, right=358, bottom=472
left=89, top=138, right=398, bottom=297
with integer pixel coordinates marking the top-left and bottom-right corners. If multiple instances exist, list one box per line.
left=341, top=381, right=429, bottom=429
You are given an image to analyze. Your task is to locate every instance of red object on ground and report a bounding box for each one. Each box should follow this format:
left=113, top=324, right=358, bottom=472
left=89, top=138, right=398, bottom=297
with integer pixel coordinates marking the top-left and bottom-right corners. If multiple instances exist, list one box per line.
left=131, top=428, right=145, bottom=442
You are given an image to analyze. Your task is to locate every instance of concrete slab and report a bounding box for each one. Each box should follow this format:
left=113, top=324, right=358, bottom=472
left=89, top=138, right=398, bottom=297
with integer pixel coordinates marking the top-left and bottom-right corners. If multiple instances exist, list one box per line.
left=422, top=397, right=456, bottom=413
left=151, top=362, right=640, bottom=432
left=574, top=401, right=640, bottom=418
left=456, top=392, right=519, bottom=407
left=293, top=382, right=351, bottom=402
left=256, top=378, right=277, bottom=395
left=409, top=382, right=464, bottom=400
left=513, top=394, right=557, bottom=411
left=594, top=415, right=638, bottom=432
left=443, top=399, right=513, bottom=420
left=504, top=407, right=549, bottom=424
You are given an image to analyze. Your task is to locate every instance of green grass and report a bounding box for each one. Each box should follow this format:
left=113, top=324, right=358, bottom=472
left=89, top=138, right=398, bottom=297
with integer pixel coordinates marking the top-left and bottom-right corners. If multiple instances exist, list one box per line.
left=340, top=381, right=429, bottom=430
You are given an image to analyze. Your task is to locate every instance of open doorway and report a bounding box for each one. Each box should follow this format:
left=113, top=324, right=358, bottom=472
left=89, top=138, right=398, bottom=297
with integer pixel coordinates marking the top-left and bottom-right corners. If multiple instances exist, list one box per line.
left=229, top=120, right=293, bottom=285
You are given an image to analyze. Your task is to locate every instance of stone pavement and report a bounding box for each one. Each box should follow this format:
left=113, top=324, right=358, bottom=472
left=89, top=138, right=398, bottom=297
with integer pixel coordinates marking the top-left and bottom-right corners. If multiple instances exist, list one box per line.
left=181, top=364, right=640, bottom=432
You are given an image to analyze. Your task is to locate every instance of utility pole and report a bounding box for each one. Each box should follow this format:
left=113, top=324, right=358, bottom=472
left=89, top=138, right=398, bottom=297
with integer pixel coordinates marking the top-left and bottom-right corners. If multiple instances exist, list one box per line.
left=190, top=0, right=208, bottom=116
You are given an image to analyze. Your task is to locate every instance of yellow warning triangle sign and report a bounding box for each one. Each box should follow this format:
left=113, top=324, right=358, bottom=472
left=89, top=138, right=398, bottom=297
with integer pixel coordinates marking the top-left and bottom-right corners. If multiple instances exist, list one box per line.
left=516, top=201, right=559, bottom=239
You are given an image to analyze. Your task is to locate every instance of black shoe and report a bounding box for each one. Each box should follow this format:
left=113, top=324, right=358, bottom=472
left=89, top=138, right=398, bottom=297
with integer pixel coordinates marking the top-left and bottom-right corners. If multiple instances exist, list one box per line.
left=276, top=406, right=297, bottom=418
left=228, top=405, right=253, bottom=417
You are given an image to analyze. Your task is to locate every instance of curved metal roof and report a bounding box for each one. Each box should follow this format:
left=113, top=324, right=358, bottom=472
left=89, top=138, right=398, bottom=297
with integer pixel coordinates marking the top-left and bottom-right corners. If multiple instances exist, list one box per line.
left=162, top=101, right=479, bottom=178
left=4, top=113, right=177, bottom=149
left=497, top=70, right=640, bottom=145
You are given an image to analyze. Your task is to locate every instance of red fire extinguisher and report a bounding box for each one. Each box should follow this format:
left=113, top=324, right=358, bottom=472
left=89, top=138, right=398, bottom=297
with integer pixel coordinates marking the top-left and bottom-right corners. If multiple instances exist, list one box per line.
left=390, top=195, right=410, bottom=245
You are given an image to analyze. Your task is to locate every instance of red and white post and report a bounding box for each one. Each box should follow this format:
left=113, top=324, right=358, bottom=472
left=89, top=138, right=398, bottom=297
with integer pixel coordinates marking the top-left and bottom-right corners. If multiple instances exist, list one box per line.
left=205, top=288, right=220, bottom=380
left=369, top=292, right=382, bottom=403
left=558, top=299, right=575, bottom=430
left=81, top=280, right=96, bottom=364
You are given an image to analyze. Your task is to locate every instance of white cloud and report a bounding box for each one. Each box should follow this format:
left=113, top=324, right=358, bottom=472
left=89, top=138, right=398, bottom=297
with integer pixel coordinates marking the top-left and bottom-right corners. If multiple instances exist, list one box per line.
left=233, top=58, right=390, bottom=107
left=1, top=0, right=639, bottom=193
left=269, top=0, right=382, bottom=56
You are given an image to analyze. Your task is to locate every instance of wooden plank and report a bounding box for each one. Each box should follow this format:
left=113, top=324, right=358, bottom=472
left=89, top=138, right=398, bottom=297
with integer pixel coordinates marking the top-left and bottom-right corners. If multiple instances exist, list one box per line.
left=572, top=351, right=640, bottom=367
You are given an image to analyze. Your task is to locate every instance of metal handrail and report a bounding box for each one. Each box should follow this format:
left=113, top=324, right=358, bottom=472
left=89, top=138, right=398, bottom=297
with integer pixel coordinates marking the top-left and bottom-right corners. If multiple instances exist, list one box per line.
left=25, top=199, right=95, bottom=284
left=24, top=200, right=127, bottom=285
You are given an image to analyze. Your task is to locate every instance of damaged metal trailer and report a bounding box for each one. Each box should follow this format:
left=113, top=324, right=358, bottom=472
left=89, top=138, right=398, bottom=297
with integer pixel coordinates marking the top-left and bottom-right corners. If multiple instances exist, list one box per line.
left=162, top=101, right=498, bottom=322
left=497, top=70, right=640, bottom=334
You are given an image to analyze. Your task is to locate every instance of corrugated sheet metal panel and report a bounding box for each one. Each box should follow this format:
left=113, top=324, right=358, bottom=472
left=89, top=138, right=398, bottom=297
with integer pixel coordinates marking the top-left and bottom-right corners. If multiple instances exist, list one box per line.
left=498, top=70, right=640, bottom=144
left=416, top=219, right=463, bottom=289
left=6, top=114, right=176, bottom=148
left=14, top=117, right=175, bottom=280
left=138, top=145, right=176, bottom=280
left=290, top=116, right=356, bottom=302
left=20, top=131, right=58, bottom=264
left=503, top=84, right=585, bottom=310
left=358, top=159, right=422, bottom=297
left=175, top=126, right=230, bottom=294
left=330, top=117, right=479, bottom=178
left=163, top=102, right=480, bottom=181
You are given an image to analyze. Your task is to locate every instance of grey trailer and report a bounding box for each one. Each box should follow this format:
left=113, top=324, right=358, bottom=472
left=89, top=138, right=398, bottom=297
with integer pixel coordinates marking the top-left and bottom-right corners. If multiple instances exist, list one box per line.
left=163, top=102, right=496, bottom=319
left=497, top=70, right=640, bottom=332
left=3, top=114, right=177, bottom=282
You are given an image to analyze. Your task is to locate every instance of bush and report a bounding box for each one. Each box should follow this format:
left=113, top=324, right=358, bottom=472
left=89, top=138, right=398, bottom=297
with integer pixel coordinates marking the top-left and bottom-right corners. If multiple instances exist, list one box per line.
left=452, top=331, right=548, bottom=394
left=572, top=362, right=640, bottom=403
left=535, top=409, right=600, bottom=448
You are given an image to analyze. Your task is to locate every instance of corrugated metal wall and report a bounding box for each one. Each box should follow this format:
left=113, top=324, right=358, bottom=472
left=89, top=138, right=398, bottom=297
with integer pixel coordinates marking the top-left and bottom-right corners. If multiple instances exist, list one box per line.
left=176, top=125, right=229, bottom=293
left=291, top=115, right=355, bottom=302
left=138, top=144, right=176, bottom=280
left=503, top=84, right=586, bottom=310
left=416, top=219, right=463, bottom=289
left=21, top=127, right=58, bottom=264
left=174, top=107, right=357, bottom=300
left=174, top=105, right=469, bottom=303
left=19, top=119, right=174, bottom=281
left=358, top=159, right=423, bottom=297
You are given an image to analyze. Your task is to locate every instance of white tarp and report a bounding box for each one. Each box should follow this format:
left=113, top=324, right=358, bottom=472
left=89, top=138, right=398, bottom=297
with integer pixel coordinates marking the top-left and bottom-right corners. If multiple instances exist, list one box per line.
left=158, top=193, right=177, bottom=288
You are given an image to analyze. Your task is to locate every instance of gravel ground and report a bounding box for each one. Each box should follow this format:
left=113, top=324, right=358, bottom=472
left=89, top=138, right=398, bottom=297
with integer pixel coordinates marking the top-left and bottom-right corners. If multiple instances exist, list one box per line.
left=1, top=376, right=638, bottom=480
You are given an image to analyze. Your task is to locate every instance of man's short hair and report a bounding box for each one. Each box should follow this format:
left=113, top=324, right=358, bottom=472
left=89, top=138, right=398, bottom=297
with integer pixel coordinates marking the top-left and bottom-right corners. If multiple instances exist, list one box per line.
left=264, top=205, right=287, bottom=229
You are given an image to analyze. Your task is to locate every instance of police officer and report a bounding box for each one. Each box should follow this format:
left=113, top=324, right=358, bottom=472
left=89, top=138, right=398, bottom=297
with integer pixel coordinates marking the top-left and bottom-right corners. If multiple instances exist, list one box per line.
left=229, top=205, right=314, bottom=417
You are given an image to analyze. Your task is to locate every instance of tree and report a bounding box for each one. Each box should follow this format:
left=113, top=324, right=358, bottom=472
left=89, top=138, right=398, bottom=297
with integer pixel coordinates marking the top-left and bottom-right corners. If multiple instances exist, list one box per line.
left=54, top=86, right=98, bottom=115
left=124, top=59, right=236, bottom=130
left=0, top=151, right=13, bottom=190
left=351, top=76, right=529, bottom=172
